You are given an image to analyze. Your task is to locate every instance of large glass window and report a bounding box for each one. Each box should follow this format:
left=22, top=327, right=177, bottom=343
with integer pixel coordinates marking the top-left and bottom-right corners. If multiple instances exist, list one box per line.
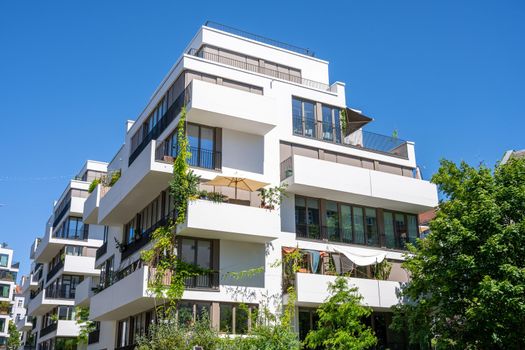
left=295, top=197, right=320, bottom=239
left=0, top=284, right=9, bottom=298
left=353, top=207, right=365, bottom=245
left=219, top=304, right=256, bottom=334
left=0, top=254, right=7, bottom=267
left=292, top=98, right=316, bottom=138
left=341, top=205, right=353, bottom=243
left=322, top=105, right=342, bottom=143
left=325, top=201, right=339, bottom=241
left=0, top=318, right=5, bottom=333
left=168, top=123, right=218, bottom=170
left=384, top=212, right=395, bottom=248
left=365, top=208, right=379, bottom=247
left=384, top=212, right=418, bottom=249
left=53, top=217, right=87, bottom=240
left=180, top=238, right=214, bottom=289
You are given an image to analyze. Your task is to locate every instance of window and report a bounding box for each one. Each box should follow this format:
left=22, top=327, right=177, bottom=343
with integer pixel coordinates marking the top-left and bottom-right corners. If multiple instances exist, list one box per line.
left=0, top=254, right=7, bottom=267
left=219, top=304, right=257, bottom=334
left=177, top=302, right=211, bottom=326
left=321, top=105, right=342, bottom=143
left=298, top=309, right=319, bottom=341
left=0, top=284, right=9, bottom=298
left=98, top=256, right=114, bottom=290
left=64, top=245, right=83, bottom=256
left=103, top=226, right=109, bottom=243
left=384, top=212, right=419, bottom=249
left=292, top=97, right=316, bottom=138
left=0, top=318, right=5, bottom=333
left=167, top=123, right=218, bottom=170
left=295, top=197, right=320, bottom=239
left=179, top=238, right=215, bottom=289
left=53, top=217, right=88, bottom=240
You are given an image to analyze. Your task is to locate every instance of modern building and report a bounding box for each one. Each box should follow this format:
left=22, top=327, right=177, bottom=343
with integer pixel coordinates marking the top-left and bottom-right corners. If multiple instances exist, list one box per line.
left=501, top=149, right=525, bottom=165
left=23, top=161, right=108, bottom=350
left=69, top=21, right=439, bottom=350
left=0, top=245, right=20, bottom=349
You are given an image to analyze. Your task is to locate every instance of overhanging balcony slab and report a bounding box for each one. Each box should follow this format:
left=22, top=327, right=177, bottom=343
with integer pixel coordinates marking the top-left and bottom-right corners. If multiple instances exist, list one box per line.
left=38, top=320, right=80, bottom=343
left=27, top=290, right=75, bottom=316
left=83, top=185, right=104, bottom=224
left=178, top=199, right=280, bottom=243
left=187, top=79, right=277, bottom=136
left=74, top=276, right=96, bottom=307
left=283, top=155, right=438, bottom=213
left=90, top=266, right=153, bottom=321
left=295, top=273, right=401, bottom=310
left=97, top=141, right=173, bottom=226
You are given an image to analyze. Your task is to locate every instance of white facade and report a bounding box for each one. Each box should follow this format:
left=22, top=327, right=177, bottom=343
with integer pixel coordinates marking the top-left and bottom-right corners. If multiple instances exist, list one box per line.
left=0, top=246, right=19, bottom=348
left=25, top=23, right=437, bottom=349
left=22, top=161, right=108, bottom=350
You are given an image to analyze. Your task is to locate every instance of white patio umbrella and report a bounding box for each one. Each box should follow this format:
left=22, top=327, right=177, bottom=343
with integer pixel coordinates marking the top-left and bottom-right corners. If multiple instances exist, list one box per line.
left=205, top=175, right=268, bottom=199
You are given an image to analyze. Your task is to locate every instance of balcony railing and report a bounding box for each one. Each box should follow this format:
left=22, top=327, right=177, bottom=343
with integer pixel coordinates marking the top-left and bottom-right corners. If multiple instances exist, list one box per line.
left=188, top=48, right=329, bottom=91
left=204, top=21, right=315, bottom=57
left=88, top=329, right=100, bottom=344
left=46, top=260, right=64, bottom=282
left=120, top=210, right=177, bottom=260
left=129, top=83, right=192, bottom=166
left=0, top=270, right=15, bottom=282
left=45, top=286, right=75, bottom=299
left=293, top=117, right=409, bottom=159
left=295, top=224, right=414, bottom=250
left=96, top=242, right=107, bottom=260
left=155, top=143, right=222, bottom=171
left=148, top=267, right=219, bottom=291
left=39, top=322, right=57, bottom=337
left=280, top=156, right=294, bottom=181
left=52, top=199, right=70, bottom=228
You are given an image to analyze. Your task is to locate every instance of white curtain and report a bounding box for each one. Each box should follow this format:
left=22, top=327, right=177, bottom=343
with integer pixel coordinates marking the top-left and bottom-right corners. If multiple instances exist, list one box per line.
left=334, top=246, right=386, bottom=267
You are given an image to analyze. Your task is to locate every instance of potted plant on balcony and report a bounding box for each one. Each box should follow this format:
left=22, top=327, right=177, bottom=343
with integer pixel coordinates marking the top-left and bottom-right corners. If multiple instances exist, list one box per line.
left=258, top=184, right=287, bottom=210
left=0, top=301, right=10, bottom=314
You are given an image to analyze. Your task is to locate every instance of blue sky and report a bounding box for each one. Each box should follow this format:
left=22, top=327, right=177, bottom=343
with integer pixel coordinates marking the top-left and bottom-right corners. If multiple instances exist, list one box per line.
left=1, top=1, right=523, bottom=279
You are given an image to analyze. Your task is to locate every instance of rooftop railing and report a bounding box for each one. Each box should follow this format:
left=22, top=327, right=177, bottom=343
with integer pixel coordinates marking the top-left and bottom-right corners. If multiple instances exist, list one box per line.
left=188, top=48, right=330, bottom=91
left=292, top=117, right=409, bottom=159
left=204, top=21, right=315, bottom=57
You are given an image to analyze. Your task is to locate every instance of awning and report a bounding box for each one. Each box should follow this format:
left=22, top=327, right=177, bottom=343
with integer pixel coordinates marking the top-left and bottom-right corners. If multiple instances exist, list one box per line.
left=333, top=246, right=386, bottom=267
left=344, top=108, right=373, bottom=135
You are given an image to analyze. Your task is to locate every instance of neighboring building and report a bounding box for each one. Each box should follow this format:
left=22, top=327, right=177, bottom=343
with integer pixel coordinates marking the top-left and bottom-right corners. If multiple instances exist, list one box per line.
left=23, top=161, right=108, bottom=350
left=0, top=245, right=20, bottom=349
left=501, top=149, right=525, bottom=165
left=68, top=21, right=439, bottom=350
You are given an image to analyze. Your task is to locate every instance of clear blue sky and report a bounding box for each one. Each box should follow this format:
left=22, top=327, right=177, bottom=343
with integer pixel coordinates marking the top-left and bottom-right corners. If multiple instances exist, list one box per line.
left=1, top=1, right=523, bottom=280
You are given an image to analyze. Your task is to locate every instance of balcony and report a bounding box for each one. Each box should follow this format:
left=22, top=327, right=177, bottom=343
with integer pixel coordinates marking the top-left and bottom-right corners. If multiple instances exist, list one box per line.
left=15, top=316, right=32, bottom=331
left=91, top=264, right=220, bottom=321
left=282, top=155, right=438, bottom=214
left=186, top=79, right=278, bottom=135
left=75, top=276, right=98, bottom=307
left=178, top=199, right=280, bottom=243
left=95, top=242, right=107, bottom=261
left=47, top=255, right=99, bottom=283
left=83, top=184, right=110, bottom=224
left=293, top=273, right=401, bottom=309
left=27, top=288, right=75, bottom=316
left=30, top=238, right=41, bottom=259
left=33, top=228, right=92, bottom=264
left=38, top=320, right=80, bottom=342
left=0, top=271, right=15, bottom=283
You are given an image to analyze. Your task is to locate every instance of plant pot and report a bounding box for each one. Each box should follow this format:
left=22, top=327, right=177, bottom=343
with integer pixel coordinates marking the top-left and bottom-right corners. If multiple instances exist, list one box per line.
left=163, top=155, right=174, bottom=163
left=285, top=169, right=293, bottom=177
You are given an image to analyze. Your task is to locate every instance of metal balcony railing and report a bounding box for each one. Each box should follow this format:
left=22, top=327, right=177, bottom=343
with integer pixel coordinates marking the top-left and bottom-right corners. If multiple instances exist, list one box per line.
left=204, top=21, right=315, bottom=57
left=128, top=83, right=192, bottom=166
left=187, top=48, right=329, bottom=91
left=293, top=117, right=409, bottom=158
left=95, top=242, right=107, bottom=260
left=46, top=260, right=64, bottom=282
left=155, top=143, right=222, bottom=171
left=45, top=286, right=75, bottom=300
left=39, top=322, right=57, bottom=337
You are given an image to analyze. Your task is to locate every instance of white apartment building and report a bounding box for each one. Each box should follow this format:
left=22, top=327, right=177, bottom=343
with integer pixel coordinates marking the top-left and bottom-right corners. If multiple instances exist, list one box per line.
left=0, top=246, right=20, bottom=349
left=30, top=21, right=438, bottom=350
left=22, top=161, right=108, bottom=350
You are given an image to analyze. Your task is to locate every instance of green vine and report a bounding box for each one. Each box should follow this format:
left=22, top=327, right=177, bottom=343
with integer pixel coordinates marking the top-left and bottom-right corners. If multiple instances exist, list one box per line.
left=141, top=107, right=206, bottom=315
left=340, top=108, right=348, bottom=134
left=76, top=307, right=96, bottom=344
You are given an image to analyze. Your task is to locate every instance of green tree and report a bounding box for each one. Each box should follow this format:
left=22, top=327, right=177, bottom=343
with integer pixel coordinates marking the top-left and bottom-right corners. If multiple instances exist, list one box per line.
left=393, top=158, right=525, bottom=349
left=304, top=276, right=377, bottom=350
left=6, top=321, right=21, bottom=350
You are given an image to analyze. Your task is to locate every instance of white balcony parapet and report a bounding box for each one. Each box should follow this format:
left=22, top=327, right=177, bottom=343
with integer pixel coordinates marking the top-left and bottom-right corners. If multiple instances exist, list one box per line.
left=283, top=155, right=438, bottom=214
left=294, top=273, right=402, bottom=309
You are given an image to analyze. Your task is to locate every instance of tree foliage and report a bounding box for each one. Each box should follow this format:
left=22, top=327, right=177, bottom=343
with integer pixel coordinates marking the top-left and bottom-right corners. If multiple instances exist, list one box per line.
left=304, top=276, right=377, bottom=350
left=7, top=321, right=21, bottom=350
left=393, top=158, right=525, bottom=349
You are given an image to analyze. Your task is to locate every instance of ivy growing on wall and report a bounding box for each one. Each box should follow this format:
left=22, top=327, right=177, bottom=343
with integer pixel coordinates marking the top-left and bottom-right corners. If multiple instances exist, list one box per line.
left=141, top=107, right=206, bottom=314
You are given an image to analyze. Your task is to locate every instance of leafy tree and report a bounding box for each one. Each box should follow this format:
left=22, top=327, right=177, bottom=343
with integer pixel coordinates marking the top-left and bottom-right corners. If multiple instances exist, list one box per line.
left=304, top=276, right=377, bottom=350
left=6, top=321, right=21, bottom=350
left=393, top=158, right=525, bottom=349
